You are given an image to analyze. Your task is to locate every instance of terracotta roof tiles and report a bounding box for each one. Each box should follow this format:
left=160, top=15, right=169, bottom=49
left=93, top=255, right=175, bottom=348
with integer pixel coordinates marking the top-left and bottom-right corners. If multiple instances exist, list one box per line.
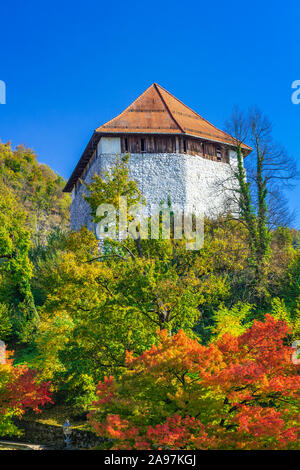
left=96, top=83, right=250, bottom=149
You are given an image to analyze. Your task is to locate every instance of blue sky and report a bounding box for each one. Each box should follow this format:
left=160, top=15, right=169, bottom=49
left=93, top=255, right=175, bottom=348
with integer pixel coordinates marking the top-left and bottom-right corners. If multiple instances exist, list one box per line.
left=0, top=0, right=299, bottom=227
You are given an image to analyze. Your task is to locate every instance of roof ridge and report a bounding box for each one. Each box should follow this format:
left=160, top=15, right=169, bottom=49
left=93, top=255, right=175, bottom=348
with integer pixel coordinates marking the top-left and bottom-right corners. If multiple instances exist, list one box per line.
left=155, top=83, right=235, bottom=142
left=153, top=83, right=184, bottom=133
left=154, top=83, right=206, bottom=121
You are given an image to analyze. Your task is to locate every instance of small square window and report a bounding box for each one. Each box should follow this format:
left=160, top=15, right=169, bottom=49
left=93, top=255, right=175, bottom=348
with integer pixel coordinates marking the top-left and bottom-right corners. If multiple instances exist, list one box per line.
left=216, top=149, right=222, bottom=161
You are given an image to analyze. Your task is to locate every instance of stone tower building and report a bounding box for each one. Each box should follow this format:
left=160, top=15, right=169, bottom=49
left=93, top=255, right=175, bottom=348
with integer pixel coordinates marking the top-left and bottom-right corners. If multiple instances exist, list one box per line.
left=64, top=84, right=251, bottom=232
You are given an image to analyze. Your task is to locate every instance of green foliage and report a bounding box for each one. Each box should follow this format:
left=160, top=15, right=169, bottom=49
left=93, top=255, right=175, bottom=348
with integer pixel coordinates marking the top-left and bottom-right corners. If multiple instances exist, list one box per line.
left=235, top=146, right=258, bottom=258
left=0, top=181, right=37, bottom=340
left=32, top=230, right=202, bottom=404
left=0, top=142, right=70, bottom=341
left=269, top=297, right=300, bottom=341
left=1, top=138, right=299, bottom=440
left=25, top=152, right=298, bottom=407
left=235, top=146, right=271, bottom=303
left=210, top=302, right=252, bottom=339
left=0, top=303, right=12, bottom=340
left=279, top=254, right=300, bottom=311
left=270, top=297, right=291, bottom=323
left=84, top=153, right=143, bottom=224
left=0, top=142, right=70, bottom=245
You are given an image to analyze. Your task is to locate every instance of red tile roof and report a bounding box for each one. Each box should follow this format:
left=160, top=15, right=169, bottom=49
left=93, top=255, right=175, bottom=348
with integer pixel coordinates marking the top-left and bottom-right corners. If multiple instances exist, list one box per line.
left=63, top=84, right=251, bottom=192
left=96, top=83, right=251, bottom=149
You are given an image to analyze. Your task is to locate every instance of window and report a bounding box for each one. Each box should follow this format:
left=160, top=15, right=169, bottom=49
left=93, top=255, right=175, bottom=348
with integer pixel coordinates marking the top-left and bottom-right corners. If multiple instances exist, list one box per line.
left=124, top=137, right=128, bottom=152
left=183, top=139, right=187, bottom=153
left=216, top=148, right=222, bottom=162
left=141, top=138, right=146, bottom=152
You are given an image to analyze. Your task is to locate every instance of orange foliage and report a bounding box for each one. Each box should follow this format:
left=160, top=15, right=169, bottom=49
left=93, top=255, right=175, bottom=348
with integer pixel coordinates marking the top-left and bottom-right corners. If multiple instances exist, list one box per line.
left=0, top=350, right=53, bottom=435
left=88, top=315, right=300, bottom=450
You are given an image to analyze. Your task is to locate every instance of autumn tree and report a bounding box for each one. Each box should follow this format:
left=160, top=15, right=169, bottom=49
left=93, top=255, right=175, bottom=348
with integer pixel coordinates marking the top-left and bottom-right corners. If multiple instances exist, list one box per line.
left=0, top=349, right=52, bottom=436
left=29, top=152, right=298, bottom=410
left=88, top=315, right=300, bottom=450
left=33, top=161, right=238, bottom=403
left=33, top=226, right=225, bottom=404
left=0, top=142, right=70, bottom=246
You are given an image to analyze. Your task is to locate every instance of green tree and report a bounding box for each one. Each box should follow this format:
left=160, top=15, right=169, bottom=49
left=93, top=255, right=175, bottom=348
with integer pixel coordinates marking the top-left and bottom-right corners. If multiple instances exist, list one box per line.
left=0, top=304, right=12, bottom=340
left=226, top=109, right=297, bottom=304
left=0, top=182, right=37, bottom=340
left=0, top=142, right=70, bottom=246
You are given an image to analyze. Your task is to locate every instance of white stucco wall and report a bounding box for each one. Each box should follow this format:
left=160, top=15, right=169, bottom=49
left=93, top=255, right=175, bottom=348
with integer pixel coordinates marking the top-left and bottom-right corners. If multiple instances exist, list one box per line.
left=97, top=137, right=121, bottom=155
left=70, top=151, right=239, bottom=232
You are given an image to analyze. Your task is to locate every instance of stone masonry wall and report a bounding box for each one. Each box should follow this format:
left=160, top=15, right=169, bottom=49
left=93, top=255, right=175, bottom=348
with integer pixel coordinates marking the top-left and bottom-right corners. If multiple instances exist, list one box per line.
left=70, top=152, right=239, bottom=232
left=6, top=419, right=104, bottom=449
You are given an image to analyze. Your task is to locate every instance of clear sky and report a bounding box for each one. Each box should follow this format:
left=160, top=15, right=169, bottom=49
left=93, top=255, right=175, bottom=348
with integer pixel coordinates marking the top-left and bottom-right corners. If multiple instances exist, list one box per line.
left=0, top=0, right=299, bottom=227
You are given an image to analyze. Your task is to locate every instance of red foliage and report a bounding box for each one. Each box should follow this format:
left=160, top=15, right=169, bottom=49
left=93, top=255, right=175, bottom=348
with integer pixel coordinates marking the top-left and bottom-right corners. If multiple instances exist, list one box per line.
left=0, top=350, right=53, bottom=434
left=88, top=315, right=300, bottom=450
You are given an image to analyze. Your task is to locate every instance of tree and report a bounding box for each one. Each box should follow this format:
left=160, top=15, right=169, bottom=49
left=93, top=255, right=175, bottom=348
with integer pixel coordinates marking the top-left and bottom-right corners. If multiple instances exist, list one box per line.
left=224, top=108, right=297, bottom=303
left=210, top=302, right=252, bottom=339
left=0, top=304, right=12, bottom=340
left=0, top=142, right=70, bottom=246
left=0, top=141, right=71, bottom=340
left=226, top=108, right=297, bottom=228
left=30, top=149, right=298, bottom=410
left=0, top=349, right=52, bottom=436
left=84, top=154, right=142, bottom=221
left=30, top=155, right=230, bottom=403
left=83, top=153, right=144, bottom=255
left=83, top=154, right=229, bottom=331
left=0, top=181, right=37, bottom=341
left=33, top=227, right=223, bottom=404
left=88, top=315, right=300, bottom=450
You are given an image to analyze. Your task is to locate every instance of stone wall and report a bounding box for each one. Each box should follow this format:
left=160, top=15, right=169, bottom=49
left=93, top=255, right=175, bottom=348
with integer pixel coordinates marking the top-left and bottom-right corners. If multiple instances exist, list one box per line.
left=6, top=419, right=104, bottom=450
left=70, top=152, right=239, bottom=232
